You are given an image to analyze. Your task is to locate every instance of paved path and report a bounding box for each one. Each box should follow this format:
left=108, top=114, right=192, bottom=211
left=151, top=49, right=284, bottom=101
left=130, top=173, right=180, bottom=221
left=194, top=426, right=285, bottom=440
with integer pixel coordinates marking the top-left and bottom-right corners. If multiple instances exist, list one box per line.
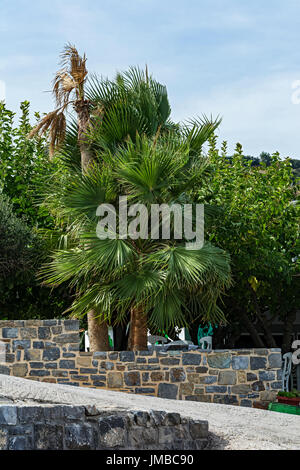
left=0, top=374, right=299, bottom=450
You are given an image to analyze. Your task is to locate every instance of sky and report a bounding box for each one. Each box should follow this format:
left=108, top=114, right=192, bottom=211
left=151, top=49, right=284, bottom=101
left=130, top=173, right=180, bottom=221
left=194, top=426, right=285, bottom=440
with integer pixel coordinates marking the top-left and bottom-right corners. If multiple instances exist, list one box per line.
left=1, top=0, right=300, bottom=158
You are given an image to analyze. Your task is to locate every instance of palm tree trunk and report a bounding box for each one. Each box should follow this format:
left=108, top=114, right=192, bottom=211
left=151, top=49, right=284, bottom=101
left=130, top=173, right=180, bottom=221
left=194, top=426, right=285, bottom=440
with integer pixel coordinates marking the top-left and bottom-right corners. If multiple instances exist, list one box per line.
left=74, top=99, right=94, bottom=171
left=87, top=311, right=110, bottom=351
left=75, top=98, right=109, bottom=352
left=129, top=306, right=148, bottom=351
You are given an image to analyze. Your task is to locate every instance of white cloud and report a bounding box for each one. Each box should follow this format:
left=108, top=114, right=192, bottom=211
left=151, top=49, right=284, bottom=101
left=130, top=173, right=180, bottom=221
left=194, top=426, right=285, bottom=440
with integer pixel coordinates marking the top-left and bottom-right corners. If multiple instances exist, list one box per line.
left=172, top=73, right=300, bottom=158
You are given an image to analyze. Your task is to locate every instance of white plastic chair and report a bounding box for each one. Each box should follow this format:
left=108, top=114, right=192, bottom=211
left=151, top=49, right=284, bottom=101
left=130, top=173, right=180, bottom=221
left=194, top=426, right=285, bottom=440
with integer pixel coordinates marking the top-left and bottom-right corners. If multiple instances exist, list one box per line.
left=282, top=352, right=292, bottom=392
left=84, top=331, right=90, bottom=352
left=199, top=336, right=212, bottom=350
left=147, top=335, right=168, bottom=346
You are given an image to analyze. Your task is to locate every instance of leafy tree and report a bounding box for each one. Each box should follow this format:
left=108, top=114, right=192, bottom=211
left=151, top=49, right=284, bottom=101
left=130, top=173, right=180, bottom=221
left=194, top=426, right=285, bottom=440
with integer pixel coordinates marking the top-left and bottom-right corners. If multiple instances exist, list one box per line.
left=259, top=151, right=272, bottom=166
left=0, top=195, right=41, bottom=279
left=0, top=101, right=74, bottom=319
left=0, top=101, right=55, bottom=228
left=199, top=138, right=299, bottom=352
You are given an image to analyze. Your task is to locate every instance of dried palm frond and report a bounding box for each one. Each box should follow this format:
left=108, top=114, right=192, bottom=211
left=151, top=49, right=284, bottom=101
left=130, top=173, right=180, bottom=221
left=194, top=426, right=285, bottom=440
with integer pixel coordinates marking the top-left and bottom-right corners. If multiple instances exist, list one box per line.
left=60, top=43, right=88, bottom=97
left=28, top=110, right=58, bottom=139
left=28, top=44, right=87, bottom=157
left=49, top=111, right=66, bottom=157
left=53, top=71, right=76, bottom=106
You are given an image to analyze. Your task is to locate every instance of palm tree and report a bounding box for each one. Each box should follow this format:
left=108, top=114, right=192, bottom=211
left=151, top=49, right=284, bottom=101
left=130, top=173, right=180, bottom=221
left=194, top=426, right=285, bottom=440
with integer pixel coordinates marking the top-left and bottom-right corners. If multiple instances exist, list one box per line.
left=35, top=60, right=187, bottom=351
left=34, top=52, right=228, bottom=350
left=28, top=44, right=109, bottom=351
left=40, top=128, right=232, bottom=350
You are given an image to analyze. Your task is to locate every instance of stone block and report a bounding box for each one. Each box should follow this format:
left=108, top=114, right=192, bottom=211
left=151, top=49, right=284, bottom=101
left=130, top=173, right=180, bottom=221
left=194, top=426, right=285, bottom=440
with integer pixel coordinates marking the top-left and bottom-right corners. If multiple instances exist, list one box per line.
left=12, top=340, right=30, bottom=351
left=51, top=326, right=63, bottom=335
left=90, top=375, right=106, bottom=381
left=237, top=371, right=246, bottom=383
left=187, top=373, right=206, bottom=384
left=148, top=358, right=159, bottom=363
left=98, top=416, right=126, bottom=448
left=232, top=356, right=249, bottom=370
left=207, top=352, right=231, bottom=369
left=206, top=385, right=227, bottom=393
left=43, top=320, right=58, bottom=326
left=33, top=341, right=44, bottom=349
left=149, top=410, right=166, bottom=426
left=240, top=399, right=252, bottom=407
left=20, top=328, right=37, bottom=339
left=150, top=371, right=164, bottom=381
left=0, top=365, right=10, bottom=375
left=179, top=383, right=194, bottom=396
left=38, top=327, right=51, bottom=339
left=253, top=349, right=269, bottom=356
left=108, top=352, right=119, bottom=361
left=134, top=387, right=155, bottom=394
left=231, top=384, right=252, bottom=394
left=277, top=370, right=283, bottom=380
left=63, top=353, right=75, bottom=358
left=35, top=424, right=64, bottom=450
left=0, top=429, right=8, bottom=450
left=12, top=363, right=28, bottom=377
left=271, top=381, right=282, bottom=390
left=137, top=357, right=146, bottom=364
left=142, top=372, right=149, bottom=382
left=268, top=353, right=282, bottom=369
left=213, top=394, right=238, bottom=405
left=93, top=352, right=107, bottom=359
left=79, top=368, right=98, bottom=374
left=63, top=406, right=86, bottom=421
left=251, top=381, right=265, bottom=391
left=8, top=436, right=28, bottom=450
left=29, top=370, right=50, bottom=377
left=138, top=350, right=153, bottom=356
left=53, top=333, right=79, bottom=344
left=128, top=426, right=157, bottom=448
left=170, top=367, right=186, bottom=382
left=199, top=375, right=217, bottom=384
left=162, top=412, right=181, bottom=426
left=52, top=370, right=68, bottom=377
left=107, top=372, right=123, bottom=388
left=182, top=353, right=201, bottom=365
left=185, top=395, right=211, bottom=402
left=24, top=349, right=41, bottom=361
left=59, top=360, right=76, bottom=369
left=189, top=420, right=208, bottom=439
left=250, top=356, right=267, bottom=370
left=120, top=351, right=135, bottom=362
left=2, top=328, right=19, bottom=338
left=64, top=320, right=79, bottom=331
left=160, top=357, right=180, bottom=366
left=218, top=371, right=237, bottom=385
left=124, top=371, right=140, bottom=386
left=260, top=390, right=277, bottom=402
left=0, top=406, right=17, bottom=425
left=100, top=361, right=114, bottom=370
left=158, top=383, right=178, bottom=399
left=130, top=411, right=150, bottom=426
left=259, top=371, right=276, bottom=381
left=247, top=372, right=258, bottom=381
left=29, top=362, right=44, bottom=369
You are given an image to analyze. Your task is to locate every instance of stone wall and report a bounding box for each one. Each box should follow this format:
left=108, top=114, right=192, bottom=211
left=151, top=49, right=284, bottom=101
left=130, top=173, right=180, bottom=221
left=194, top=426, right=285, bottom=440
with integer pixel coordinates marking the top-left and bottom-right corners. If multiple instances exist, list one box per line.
left=0, top=404, right=208, bottom=450
left=0, top=320, right=282, bottom=407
